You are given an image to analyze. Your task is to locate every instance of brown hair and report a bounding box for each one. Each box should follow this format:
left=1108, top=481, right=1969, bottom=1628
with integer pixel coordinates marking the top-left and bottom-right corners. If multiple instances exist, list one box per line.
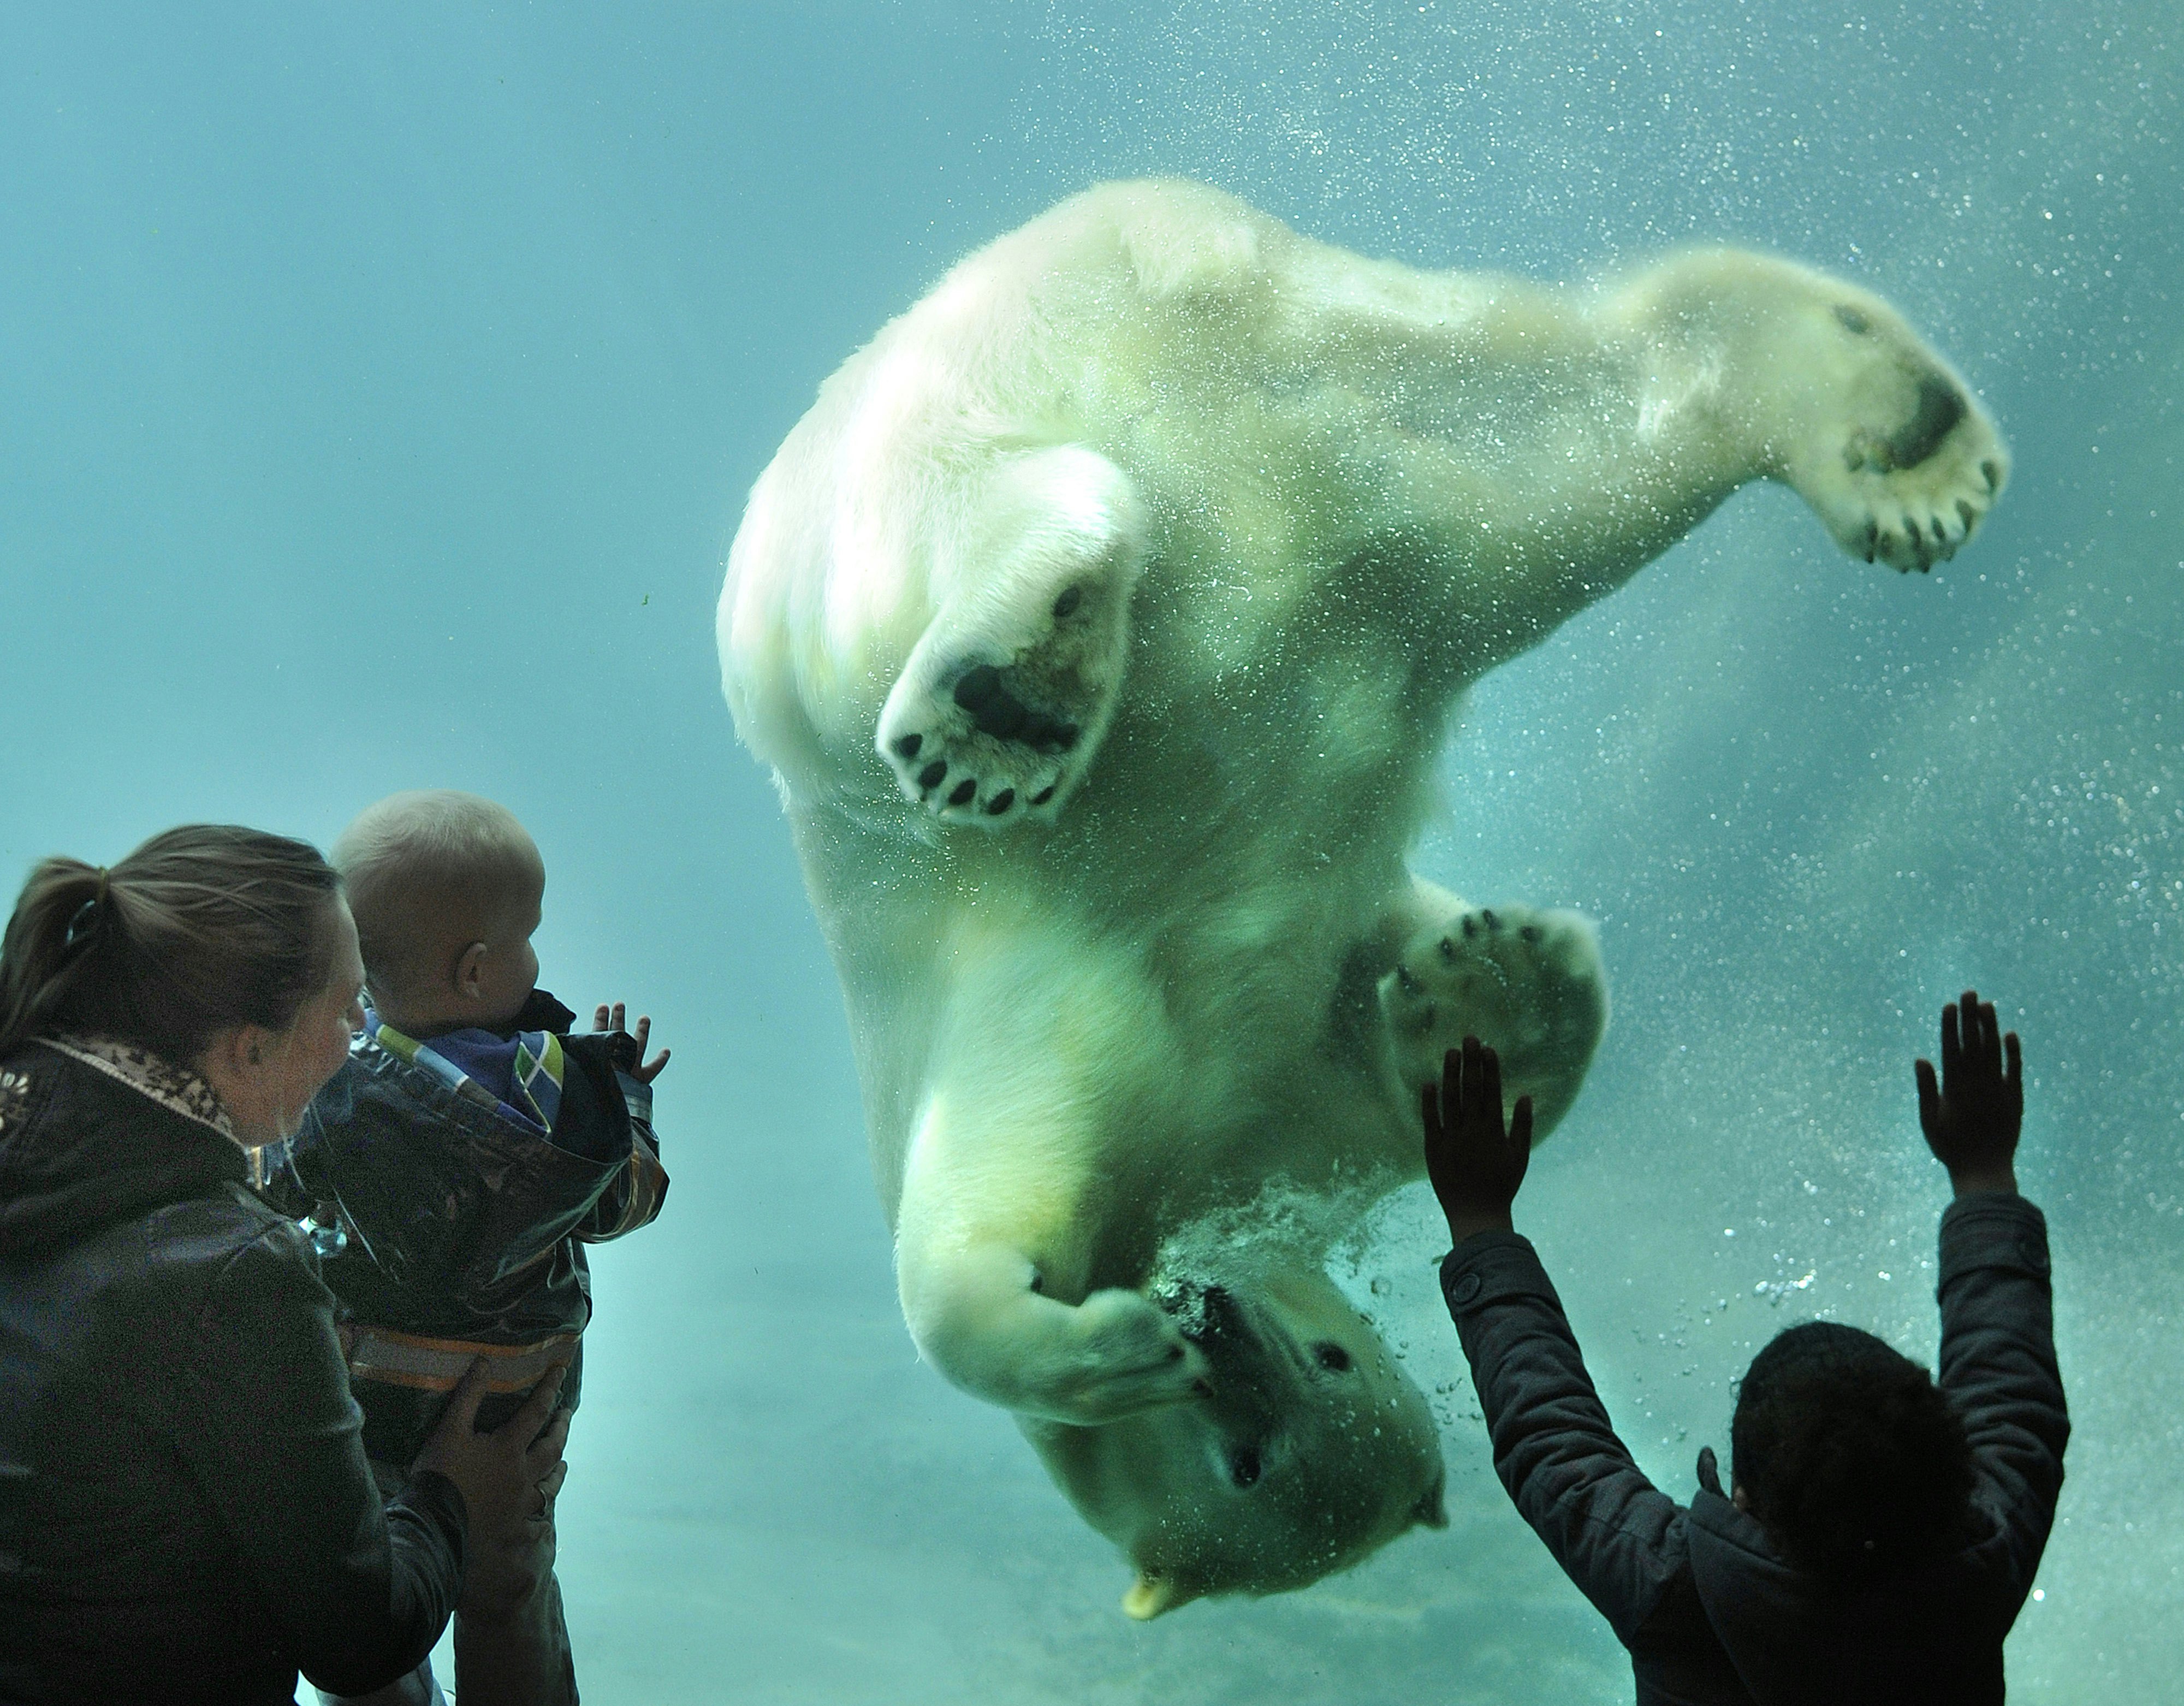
left=0, top=825, right=342, bottom=1064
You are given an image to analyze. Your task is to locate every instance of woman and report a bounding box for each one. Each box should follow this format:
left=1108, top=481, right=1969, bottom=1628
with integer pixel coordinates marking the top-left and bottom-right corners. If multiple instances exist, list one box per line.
left=0, top=826, right=569, bottom=1704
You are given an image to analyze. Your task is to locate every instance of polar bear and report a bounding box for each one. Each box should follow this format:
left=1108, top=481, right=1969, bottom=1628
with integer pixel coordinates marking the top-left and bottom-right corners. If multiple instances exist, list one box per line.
left=717, top=180, right=2005, bottom=1616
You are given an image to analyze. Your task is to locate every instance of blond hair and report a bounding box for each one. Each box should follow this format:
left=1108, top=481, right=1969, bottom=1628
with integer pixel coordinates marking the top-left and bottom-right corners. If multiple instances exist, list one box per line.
left=332, top=792, right=540, bottom=1008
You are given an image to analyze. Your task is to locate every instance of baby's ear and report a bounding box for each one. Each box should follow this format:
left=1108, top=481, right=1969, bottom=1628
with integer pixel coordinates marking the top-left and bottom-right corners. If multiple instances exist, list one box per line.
left=1121, top=1571, right=1198, bottom=1620
left=454, top=940, right=490, bottom=998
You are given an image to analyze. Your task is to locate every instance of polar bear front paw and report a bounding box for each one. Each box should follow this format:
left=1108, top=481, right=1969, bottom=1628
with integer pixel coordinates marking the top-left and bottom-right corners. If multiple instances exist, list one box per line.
left=878, top=604, right=1105, bottom=826
left=876, top=446, right=1144, bottom=827
left=1378, top=902, right=1608, bottom=1138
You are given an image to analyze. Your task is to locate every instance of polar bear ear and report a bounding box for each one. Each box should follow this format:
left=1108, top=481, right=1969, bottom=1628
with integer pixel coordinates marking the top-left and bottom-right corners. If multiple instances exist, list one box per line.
left=1413, top=1479, right=1450, bottom=1530
left=1122, top=1572, right=1198, bottom=1620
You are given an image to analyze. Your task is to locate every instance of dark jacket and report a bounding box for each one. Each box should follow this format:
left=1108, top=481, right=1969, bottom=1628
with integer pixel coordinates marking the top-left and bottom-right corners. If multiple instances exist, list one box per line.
left=0, top=1037, right=467, bottom=1706
left=265, top=990, right=667, bottom=1464
left=1441, top=1194, right=2068, bottom=1706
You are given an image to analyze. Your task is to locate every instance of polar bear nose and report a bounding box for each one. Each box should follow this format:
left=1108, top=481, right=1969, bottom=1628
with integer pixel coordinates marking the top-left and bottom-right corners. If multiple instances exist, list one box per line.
left=1187, top=1284, right=1240, bottom=1343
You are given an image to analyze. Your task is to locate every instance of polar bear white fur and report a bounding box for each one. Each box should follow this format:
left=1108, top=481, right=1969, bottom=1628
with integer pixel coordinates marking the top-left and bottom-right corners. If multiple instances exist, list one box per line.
left=718, top=180, right=2005, bottom=1616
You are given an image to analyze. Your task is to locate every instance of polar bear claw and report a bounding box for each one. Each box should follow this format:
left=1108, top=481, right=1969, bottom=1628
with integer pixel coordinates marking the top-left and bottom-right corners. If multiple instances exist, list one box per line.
left=1760, top=279, right=2009, bottom=574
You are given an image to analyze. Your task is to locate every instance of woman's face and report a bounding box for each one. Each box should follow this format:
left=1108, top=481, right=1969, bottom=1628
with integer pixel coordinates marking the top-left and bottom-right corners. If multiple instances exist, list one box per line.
left=212, top=899, right=367, bottom=1148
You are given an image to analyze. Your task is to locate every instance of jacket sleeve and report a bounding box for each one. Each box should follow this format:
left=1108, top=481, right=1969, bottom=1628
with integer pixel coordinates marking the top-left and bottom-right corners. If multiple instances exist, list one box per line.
left=1441, top=1232, right=1689, bottom=1649
left=170, top=1220, right=467, bottom=1695
left=1934, top=1193, right=2069, bottom=1605
left=574, top=1068, right=668, bottom=1243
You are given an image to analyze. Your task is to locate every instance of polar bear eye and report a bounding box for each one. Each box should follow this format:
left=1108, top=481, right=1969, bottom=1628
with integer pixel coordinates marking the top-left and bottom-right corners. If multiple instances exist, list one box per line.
left=1833, top=304, right=1872, bottom=336
left=1313, top=1341, right=1353, bottom=1373
left=1228, top=1447, right=1263, bottom=1488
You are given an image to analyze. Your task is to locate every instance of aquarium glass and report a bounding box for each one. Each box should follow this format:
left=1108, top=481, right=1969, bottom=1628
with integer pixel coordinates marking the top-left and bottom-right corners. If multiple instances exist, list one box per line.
left=2, top=3, right=2176, bottom=1699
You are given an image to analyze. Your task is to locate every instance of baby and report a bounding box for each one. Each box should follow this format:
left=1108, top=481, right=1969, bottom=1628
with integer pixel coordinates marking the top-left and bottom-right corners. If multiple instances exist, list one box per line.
left=268, top=790, right=669, bottom=1706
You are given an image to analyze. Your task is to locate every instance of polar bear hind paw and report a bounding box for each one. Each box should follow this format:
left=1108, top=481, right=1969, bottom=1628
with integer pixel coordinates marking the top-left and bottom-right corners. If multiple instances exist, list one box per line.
left=1841, top=365, right=2007, bottom=573
left=876, top=447, right=1145, bottom=827
left=1379, top=902, right=1608, bottom=1136
left=1790, top=318, right=2009, bottom=574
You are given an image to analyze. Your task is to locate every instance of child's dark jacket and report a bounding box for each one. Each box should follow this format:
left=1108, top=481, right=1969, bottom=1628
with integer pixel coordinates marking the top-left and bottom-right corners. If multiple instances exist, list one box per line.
left=265, top=990, right=667, bottom=1461
left=1441, top=1194, right=2067, bottom=1706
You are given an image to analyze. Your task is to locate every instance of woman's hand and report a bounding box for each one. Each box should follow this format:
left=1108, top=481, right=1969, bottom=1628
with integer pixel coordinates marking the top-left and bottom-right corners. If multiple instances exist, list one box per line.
left=410, top=1359, right=573, bottom=1617
left=1422, top=1035, right=1534, bottom=1245
left=1914, top=989, right=2022, bottom=1197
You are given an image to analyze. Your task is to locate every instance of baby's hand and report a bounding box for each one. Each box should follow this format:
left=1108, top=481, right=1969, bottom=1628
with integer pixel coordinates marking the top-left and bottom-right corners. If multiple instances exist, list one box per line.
left=593, top=1002, right=671, bottom=1083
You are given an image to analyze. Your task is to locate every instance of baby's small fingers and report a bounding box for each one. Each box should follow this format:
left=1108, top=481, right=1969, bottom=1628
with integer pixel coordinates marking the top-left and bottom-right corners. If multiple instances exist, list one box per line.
left=632, top=1015, right=650, bottom=1050
left=593, top=1004, right=612, bottom=1032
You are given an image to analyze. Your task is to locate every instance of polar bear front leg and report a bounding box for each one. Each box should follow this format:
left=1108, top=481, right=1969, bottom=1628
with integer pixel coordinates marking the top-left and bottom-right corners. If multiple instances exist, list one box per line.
left=878, top=445, right=1148, bottom=826
left=899, top=1242, right=1212, bottom=1425
left=1376, top=881, right=1609, bottom=1141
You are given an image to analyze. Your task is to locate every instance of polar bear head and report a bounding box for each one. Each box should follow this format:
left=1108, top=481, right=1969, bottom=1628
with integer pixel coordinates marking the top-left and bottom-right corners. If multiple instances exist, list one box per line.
left=1020, top=1259, right=1445, bottom=1617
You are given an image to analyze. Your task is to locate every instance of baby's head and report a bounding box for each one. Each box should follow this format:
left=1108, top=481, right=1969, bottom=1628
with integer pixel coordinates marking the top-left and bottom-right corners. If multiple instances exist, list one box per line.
left=333, top=791, right=544, bottom=1034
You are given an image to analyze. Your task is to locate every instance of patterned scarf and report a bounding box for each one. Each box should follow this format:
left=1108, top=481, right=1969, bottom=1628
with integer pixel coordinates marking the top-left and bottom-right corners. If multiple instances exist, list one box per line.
left=364, top=1010, right=565, bottom=1138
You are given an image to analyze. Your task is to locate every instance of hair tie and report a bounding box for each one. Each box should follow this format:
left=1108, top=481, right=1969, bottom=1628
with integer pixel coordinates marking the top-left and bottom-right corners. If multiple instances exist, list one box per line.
left=64, top=868, right=111, bottom=950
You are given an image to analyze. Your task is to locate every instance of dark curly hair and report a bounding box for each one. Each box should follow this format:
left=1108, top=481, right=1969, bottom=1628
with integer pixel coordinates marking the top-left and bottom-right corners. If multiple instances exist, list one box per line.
left=1730, top=1321, right=1974, bottom=1583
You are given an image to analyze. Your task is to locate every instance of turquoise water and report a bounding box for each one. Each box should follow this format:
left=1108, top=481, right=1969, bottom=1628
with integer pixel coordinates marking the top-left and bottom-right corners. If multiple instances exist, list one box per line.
left=3, top=4, right=2176, bottom=1700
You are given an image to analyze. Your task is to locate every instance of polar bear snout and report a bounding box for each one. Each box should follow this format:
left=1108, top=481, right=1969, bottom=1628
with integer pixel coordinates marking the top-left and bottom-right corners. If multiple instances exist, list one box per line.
left=1163, top=1281, right=1284, bottom=1408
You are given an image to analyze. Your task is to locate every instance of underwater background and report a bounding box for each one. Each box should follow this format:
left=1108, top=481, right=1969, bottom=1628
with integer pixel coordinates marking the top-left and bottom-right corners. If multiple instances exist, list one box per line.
left=1, top=2, right=2176, bottom=1699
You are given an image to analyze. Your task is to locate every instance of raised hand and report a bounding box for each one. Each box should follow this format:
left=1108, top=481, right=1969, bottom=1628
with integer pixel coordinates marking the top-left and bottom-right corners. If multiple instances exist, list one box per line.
left=592, top=1002, right=670, bottom=1084
left=1422, top=1035, right=1535, bottom=1244
left=1914, top=990, right=2022, bottom=1196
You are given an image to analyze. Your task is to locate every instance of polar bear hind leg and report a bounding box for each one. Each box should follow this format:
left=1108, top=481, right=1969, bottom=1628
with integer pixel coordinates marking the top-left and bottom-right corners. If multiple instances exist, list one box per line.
left=877, top=445, right=1148, bottom=825
left=1665, top=251, right=2011, bottom=573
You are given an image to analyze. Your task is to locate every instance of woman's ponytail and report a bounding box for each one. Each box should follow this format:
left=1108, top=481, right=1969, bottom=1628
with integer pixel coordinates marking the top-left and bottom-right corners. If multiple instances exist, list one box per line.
left=0, top=827, right=340, bottom=1065
left=0, top=860, right=115, bottom=1058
